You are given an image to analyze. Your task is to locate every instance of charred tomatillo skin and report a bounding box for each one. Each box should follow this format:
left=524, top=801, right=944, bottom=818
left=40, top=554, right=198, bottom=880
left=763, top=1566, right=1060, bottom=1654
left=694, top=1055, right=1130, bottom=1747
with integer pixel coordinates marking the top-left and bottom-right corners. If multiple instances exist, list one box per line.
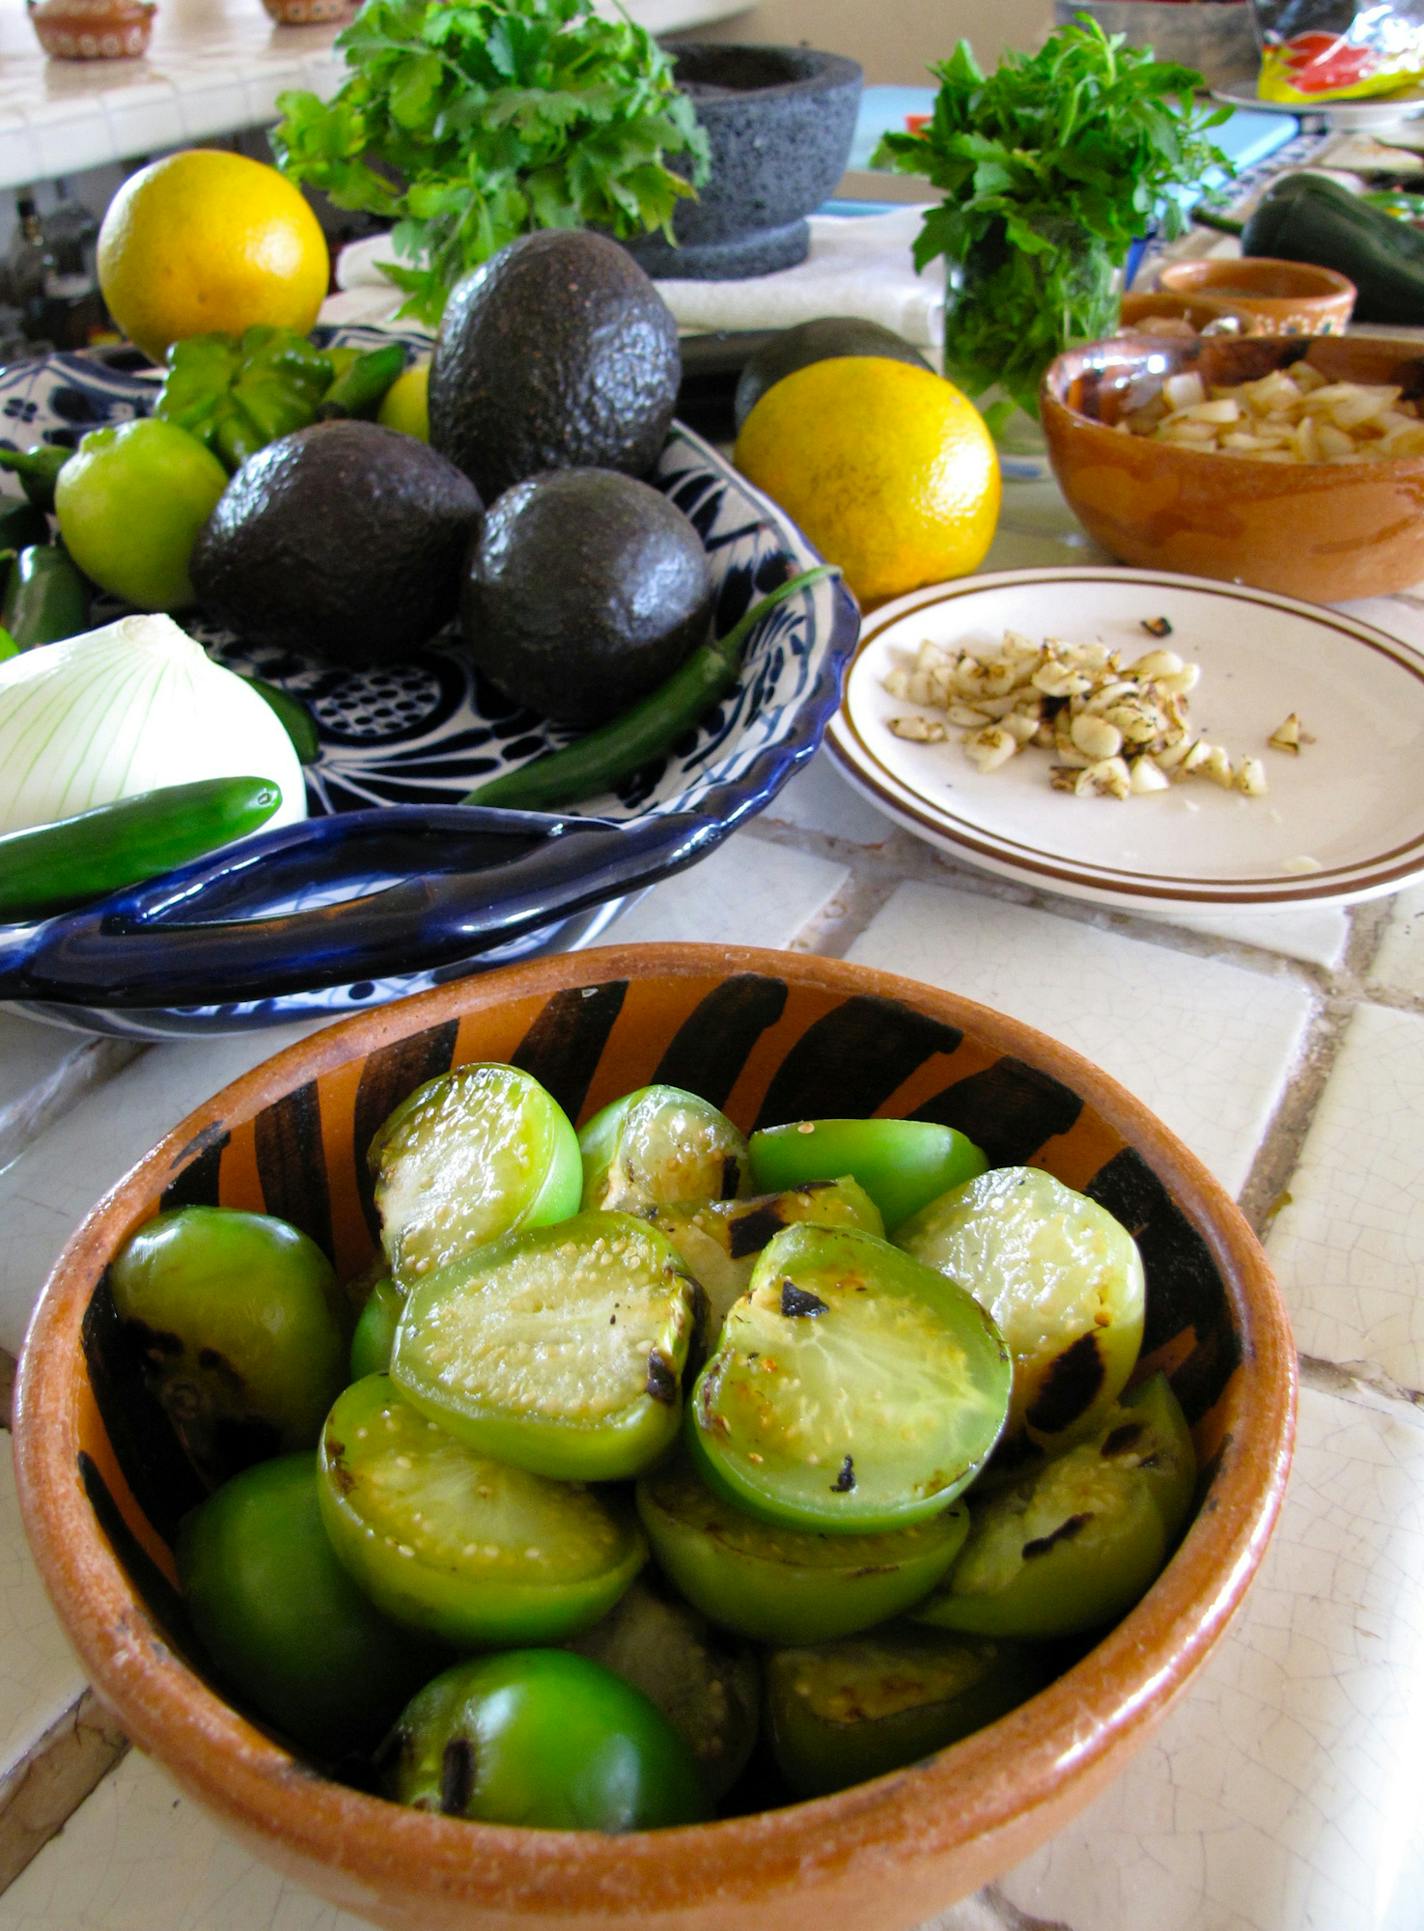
left=578, top=1083, right=750, bottom=1213
left=911, top=1375, right=1196, bottom=1640
left=637, top=1457, right=969, bottom=1645
left=391, top=1209, right=697, bottom=1481
left=370, top=1062, right=582, bottom=1291
left=383, top=1650, right=708, bottom=1831
left=109, top=1205, right=346, bottom=1485
left=177, top=1453, right=444, bottom=1761
left=748, top=1118, right=987, bottom=1234
left=566, top=1576, right=760, bottom=1801
left=318, top=1375, right=646, bottom=1646
left=688, top=1222, right=1011, bottom=1535
left=765, top=1627, right=1049, bottom=1800
left=649, top=1175, right=883, bottom=1351
left=896, top=1166, right=1145, bottom=1452
left=348, top=1272, right=403, bottom=1380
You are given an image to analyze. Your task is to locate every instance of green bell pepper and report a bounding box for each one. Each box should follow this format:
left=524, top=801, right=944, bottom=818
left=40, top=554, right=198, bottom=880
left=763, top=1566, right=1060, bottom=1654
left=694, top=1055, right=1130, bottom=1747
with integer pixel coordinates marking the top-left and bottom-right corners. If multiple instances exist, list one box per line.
left=154, top=325, right=335, bottom=472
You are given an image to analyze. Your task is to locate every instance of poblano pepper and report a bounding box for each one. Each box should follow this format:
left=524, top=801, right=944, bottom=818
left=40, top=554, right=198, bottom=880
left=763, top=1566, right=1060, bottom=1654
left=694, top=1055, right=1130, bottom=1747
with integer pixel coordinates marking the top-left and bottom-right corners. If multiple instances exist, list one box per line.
left=154, top=326, right=335, bottom=472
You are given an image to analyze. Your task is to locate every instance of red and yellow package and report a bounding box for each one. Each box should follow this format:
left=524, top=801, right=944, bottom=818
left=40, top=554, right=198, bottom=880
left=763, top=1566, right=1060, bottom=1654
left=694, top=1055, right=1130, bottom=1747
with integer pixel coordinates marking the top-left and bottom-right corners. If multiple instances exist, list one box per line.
left=1251, top=0, right=1424, bottom=101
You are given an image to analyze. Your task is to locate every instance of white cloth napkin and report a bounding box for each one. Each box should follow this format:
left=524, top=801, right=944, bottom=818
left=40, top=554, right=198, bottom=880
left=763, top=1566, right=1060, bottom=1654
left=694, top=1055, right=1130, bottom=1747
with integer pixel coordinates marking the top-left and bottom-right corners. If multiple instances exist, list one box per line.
left=330, top=206, right=946, bottom=349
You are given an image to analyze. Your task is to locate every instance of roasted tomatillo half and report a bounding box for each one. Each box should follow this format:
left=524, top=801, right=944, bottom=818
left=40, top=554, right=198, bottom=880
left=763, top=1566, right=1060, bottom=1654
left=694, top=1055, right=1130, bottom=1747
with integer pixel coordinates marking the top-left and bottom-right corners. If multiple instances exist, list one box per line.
left=109, top=1205, right=346, bottom=1484
left=897, top=1166, right=1146, bottom=1451
left=748, top=1118, right=987, bottom=1234
left=688, top=1223, right=1011, bottom=1534
left=566, top=1576, right=760, bottom=1802
left=765, top=1627, right=1049, bottom=1800
left=637, top=1457, right=969, bottom=1645
left=178, top=1452, right=444, bottom=1761
left=318, top=1375, right=646, bottom=1646
left=384, top=1650, right=708, bottom=1831
left=579, top=1083, right=750, bottom=1213
left=370, top=1062, right=582, bottom=1289
left=649, top=1175, right=883, bottom=1351
left=912, top=1374, right=1196, bottom=1641
left=391, top=1209, right=697, bottom=1481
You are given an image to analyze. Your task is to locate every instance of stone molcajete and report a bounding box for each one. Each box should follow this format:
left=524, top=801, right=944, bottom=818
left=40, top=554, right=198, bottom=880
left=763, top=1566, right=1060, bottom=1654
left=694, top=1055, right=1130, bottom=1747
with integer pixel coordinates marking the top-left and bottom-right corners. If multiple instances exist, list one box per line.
left=626, top=43, right=863, bottom=281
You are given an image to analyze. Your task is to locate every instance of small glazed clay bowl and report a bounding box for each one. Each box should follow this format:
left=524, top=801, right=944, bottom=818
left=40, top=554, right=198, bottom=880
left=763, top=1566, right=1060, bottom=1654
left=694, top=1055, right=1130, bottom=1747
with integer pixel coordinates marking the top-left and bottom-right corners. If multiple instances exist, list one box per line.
left=1041, top=331, right=1424, bottom=602
left=1117, top=289, right=1261, bottom=339
left=1158, top=256, right=1357, bottom=336
left=13, top=944, right=1295, bottom=1931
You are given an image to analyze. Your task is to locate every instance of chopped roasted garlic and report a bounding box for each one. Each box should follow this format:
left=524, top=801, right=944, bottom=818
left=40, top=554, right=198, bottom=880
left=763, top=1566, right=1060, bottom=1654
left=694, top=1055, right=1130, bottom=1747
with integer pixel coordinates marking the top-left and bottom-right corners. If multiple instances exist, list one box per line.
left=880, top=625, right=1296, bottom=802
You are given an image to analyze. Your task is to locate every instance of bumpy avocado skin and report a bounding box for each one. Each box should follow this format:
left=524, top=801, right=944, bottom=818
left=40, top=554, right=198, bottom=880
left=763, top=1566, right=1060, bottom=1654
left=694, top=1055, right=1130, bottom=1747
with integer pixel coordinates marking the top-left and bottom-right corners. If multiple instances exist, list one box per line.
left=191, top=420, right=483, bottom=664
left=461, top=467, right=714, bottom=729
left=430, top=232, right=681, bottom=503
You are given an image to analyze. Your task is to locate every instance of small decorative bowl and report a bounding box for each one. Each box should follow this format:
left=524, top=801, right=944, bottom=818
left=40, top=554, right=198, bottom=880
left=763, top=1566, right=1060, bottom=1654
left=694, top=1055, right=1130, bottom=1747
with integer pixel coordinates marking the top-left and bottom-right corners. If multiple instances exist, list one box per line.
left=1118, top=290, right=1263, bottom=339
left=1158, top=257, right=1357, bottom=337
left=1041, top=330, right=1424, bottom=602
left=13, top=942, right=1296, bottom=1931
left=260, top=0, right=358, bottom=24
left=26, top=0, right=154, bottom=59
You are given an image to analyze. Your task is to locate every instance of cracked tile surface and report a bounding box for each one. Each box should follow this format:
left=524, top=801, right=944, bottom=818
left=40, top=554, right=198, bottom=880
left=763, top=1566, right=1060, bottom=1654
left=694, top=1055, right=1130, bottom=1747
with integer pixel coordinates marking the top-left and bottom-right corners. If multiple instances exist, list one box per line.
left=1268, top=1002, right=1424, bottom=1392
left=963, top=1384, right=1424, bottom=1931
left=847, top=879, right=1315, bottom=1195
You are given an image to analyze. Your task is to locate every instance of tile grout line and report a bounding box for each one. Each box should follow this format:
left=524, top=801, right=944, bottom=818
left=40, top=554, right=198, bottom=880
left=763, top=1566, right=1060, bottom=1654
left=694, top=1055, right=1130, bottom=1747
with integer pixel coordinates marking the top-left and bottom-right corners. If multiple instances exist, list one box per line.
left=0, top=1694, right=130, bottom=1895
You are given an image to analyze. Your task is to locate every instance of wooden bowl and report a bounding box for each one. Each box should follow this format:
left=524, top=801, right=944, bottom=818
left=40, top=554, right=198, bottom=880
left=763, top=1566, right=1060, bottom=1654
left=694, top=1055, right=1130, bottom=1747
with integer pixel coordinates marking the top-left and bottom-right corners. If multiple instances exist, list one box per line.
left=1158, top=257, right=1356, bottom=337
left=1041, top=331, right=1424, bottom=602
left=12, top=943, right=1295, bottom=1931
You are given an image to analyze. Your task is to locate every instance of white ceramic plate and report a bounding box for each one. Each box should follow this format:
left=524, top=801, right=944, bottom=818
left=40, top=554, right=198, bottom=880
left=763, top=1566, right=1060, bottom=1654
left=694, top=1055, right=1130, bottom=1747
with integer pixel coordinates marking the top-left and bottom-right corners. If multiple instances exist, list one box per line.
left=1212, top=84, right=1424, bottom=131
left=826, top=567, right=1424, bottom=913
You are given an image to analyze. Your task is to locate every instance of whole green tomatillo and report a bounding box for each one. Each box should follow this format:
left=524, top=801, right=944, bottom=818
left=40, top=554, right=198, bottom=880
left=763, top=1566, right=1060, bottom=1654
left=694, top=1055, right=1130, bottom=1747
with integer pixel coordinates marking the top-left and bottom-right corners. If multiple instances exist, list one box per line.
left=55, top=417, right=228, bottom=611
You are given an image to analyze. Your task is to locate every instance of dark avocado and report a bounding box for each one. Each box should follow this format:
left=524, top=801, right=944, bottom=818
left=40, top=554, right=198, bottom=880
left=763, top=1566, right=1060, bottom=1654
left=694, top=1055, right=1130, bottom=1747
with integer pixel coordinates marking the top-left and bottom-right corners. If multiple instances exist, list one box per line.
left=191, top=420, right=483, bottom=664
left=461, top=468, right=713, bottom=728
left=430, top=231, right=681, bottom=503
left=733, top=318, right=932, bottom=431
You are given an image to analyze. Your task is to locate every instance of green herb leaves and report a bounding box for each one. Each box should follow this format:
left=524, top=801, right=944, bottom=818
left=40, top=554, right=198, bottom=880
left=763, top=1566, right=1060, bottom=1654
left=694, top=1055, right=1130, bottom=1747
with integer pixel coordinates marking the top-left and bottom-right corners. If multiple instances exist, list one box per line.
left=273, top=0, right=709, bottom=327
left=874, top=20, right=1229, bottom=418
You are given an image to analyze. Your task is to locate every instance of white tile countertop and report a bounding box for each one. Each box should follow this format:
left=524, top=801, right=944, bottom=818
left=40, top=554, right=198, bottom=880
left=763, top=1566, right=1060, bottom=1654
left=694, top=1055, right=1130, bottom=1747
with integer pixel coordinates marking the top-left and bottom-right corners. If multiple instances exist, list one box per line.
left=0, top=0, right=748, bottom=191
left=0, top=464, right=1421, bottom=1929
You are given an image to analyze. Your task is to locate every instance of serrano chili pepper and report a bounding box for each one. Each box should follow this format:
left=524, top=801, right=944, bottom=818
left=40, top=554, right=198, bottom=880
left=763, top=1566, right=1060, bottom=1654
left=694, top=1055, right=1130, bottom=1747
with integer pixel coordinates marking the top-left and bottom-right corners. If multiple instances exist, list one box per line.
left=463, top=565, right=839, bottom=810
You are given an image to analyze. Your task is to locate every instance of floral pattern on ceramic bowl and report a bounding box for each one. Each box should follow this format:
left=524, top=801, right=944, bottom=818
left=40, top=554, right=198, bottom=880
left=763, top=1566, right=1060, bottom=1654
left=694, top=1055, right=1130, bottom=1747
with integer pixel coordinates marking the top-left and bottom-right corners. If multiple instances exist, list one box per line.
left=0, top=329, right=859, bottom=1038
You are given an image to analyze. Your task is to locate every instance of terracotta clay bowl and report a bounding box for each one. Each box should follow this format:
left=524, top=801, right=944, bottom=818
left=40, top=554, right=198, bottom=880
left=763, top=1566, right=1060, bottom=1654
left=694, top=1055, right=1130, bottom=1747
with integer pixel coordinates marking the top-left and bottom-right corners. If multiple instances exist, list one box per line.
left=1041, top=331, right=1424, bottom=602
left=12, top=943, right=1296, bottom=1931
left=1158, top=256, right=1357, bottom=337
left=1117, top=289, right=1264, bottom=339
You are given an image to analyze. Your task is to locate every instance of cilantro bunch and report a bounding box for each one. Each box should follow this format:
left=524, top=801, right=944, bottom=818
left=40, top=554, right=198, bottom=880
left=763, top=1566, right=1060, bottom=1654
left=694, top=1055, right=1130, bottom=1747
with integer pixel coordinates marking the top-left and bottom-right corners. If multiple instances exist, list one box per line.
left=874, top=18, right=1229, bottom=418
left=274, top=0, right=709, bottom=327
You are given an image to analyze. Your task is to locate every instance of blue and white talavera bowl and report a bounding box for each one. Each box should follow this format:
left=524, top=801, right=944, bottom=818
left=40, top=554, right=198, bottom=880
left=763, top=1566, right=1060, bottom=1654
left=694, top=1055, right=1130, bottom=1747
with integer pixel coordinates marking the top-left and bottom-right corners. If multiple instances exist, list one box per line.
left=0, top=329, right=859, bottom=1038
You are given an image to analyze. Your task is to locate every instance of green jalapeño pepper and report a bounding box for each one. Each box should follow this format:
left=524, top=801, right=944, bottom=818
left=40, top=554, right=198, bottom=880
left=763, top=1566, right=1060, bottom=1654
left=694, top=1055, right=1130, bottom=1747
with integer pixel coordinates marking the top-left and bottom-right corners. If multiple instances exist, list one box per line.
left=0, top=445, right=71, bottom=513
left=0, top=543, right=90, bottom=650
left=0, top=773, right=283, bottom=921
left=154, top=325, right=335, bottom=472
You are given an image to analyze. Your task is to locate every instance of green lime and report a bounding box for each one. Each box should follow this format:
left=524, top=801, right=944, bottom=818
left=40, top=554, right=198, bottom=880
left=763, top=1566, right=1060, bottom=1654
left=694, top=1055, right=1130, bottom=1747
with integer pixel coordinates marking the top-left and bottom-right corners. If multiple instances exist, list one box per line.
left=377, top=362, right=430, bottom=441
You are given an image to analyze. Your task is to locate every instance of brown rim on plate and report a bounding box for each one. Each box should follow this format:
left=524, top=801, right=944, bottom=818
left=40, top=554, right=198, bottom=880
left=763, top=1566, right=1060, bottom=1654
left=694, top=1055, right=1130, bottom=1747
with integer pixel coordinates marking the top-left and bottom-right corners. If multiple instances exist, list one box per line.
left=827, top=567, right=1424, bottom=910
left=12, top=943, right=1296, bottom=1930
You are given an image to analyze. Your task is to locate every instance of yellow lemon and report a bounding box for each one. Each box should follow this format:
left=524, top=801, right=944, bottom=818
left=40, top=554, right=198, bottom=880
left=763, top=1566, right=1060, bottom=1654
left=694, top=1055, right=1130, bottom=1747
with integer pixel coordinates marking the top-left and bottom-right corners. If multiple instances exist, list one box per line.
left=377, top=361, right=431, bottom=441
left=733, top=358, right=1001, bottom=606
left=98, top=150, right=329, bottom=366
